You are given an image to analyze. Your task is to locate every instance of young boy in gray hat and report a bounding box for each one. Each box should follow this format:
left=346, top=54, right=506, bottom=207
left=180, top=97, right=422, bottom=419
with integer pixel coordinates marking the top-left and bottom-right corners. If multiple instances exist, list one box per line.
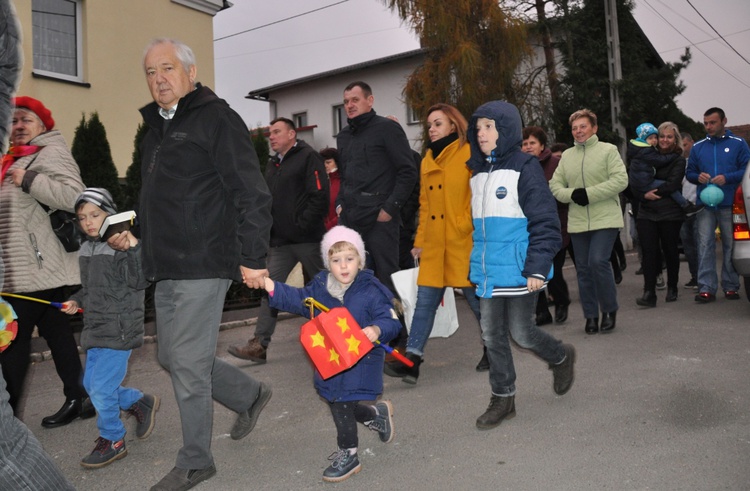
left=61, top=187, right=158, bottom=469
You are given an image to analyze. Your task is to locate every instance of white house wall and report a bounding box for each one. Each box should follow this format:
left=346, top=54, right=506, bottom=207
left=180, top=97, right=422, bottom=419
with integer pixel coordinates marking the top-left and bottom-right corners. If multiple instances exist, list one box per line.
left=266, top=56, right=425, bottom=153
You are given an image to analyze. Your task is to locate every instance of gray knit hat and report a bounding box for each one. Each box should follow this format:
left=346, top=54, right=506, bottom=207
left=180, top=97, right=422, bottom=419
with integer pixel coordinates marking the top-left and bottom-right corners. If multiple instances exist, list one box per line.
left=75, top=187, right=117, bottom=215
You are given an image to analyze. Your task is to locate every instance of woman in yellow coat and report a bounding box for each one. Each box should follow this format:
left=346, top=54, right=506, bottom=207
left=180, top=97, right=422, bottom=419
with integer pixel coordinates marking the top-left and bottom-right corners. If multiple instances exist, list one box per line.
left=384, top=103, right=482, bottom=384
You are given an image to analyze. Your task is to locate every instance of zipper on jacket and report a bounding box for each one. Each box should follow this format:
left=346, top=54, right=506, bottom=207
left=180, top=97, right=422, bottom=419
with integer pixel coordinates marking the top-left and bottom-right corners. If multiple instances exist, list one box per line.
left=480, top=165, right=496, bottom=296
left=30, top=233, right=43, bottom=269
left=579, top=145, right=591, bottom=229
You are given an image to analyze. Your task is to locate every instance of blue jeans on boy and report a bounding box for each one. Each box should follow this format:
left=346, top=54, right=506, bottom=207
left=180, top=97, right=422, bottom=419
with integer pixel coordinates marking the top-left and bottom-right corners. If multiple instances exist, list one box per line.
left=83, top=348, right=142, bottom=442
left=695, top=206, right=739, bottom=295
left=570, top=228, right=620, bottom=319
left=479, top=294, right=564, bottom=396
left=405, top=286, right=481, bottom=357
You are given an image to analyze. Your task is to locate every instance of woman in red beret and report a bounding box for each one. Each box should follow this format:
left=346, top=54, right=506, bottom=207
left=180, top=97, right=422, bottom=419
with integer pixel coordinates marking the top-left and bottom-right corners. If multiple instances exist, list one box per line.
left=0, top=96, right=92, bottom=427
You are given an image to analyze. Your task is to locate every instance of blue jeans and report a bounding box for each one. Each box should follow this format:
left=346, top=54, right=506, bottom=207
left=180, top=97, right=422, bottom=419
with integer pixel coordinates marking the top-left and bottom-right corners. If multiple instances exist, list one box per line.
left=479, top=294, right=564, bottom=396
left=680, top=215, right=699, bottom=281
left=695, top=207, right=739, bottom=294
left=405, top=286, right=481, bottom=357
left=83, top=348, right=141, bottom=441
left=570, top=229, right=620, bottom=318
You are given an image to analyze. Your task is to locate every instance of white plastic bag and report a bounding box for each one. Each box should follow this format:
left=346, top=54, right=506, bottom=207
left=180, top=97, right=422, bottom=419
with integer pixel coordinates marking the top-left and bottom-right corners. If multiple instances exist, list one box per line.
left=390, top=266, right=459, bottom=338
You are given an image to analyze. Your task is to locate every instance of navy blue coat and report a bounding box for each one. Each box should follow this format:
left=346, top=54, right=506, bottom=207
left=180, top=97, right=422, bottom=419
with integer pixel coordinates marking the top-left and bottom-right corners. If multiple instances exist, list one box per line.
left=268, top=269, right=400, bottom=402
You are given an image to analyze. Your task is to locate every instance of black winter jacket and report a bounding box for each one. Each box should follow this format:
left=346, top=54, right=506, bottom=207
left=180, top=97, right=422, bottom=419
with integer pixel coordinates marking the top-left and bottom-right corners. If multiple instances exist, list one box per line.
left=266, top=140, right=329, bottom=247
left=336, top=110, right=417, bottom=231
left=139, top=84, right=272, bottom=281
left=634, top=150, right=686, bottom=223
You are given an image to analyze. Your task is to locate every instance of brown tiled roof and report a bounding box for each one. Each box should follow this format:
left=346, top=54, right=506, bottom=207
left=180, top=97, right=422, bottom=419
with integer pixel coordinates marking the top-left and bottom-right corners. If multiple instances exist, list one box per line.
left=728, top=124, right=750, bottom=141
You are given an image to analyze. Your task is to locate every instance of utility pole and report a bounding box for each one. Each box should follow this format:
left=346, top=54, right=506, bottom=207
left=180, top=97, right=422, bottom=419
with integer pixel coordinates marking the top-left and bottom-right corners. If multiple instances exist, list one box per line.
left=604, top=0, right=626, bottom=157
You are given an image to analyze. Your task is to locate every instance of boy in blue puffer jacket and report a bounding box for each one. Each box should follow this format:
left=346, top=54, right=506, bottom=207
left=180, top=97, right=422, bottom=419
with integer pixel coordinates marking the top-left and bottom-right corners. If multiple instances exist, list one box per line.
left=264, top=225, right=400, bottom=483
left=467, top=101, right=576, bottom=431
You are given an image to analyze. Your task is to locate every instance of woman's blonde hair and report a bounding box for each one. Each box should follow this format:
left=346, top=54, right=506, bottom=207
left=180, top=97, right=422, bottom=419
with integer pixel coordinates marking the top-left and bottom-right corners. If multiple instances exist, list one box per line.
left=568, top=108, right=597, bottom=127
left=658, top=121, right=683, bottom=154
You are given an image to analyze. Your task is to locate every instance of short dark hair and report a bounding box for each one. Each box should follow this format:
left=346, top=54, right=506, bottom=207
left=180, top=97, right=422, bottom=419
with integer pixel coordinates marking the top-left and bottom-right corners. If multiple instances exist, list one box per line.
left=550, top=143, right=568, bottom=154
left=269, top=117, right=295, bottom=131
left=522, top=126, right=548, bottom=147
left=680, top=131, right=694, bottom=143
left=319, top=147, right=339, bottom=163
left=344, top=81, right=372, bottom=97
left=704, top=107, right=725, bottom=121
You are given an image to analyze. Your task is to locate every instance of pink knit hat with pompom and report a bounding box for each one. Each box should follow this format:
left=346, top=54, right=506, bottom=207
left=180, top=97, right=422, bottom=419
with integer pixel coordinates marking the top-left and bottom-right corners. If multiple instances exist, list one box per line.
left=320, top=225, right=366, bottom=269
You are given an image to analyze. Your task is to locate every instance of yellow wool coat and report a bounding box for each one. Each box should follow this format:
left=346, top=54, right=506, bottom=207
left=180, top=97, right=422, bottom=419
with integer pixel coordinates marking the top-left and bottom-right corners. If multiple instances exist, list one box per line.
left=413, top=138, right=474, bottom=288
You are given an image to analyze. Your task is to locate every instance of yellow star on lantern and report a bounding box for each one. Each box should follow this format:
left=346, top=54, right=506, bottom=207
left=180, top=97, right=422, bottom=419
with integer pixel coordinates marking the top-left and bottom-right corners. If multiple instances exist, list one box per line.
left=309, top=330, right=326, bottom=349
left=336, top=316, right=351, bottom=334
left=346, top=334, right=361, bottom=355
left=329, top=348, right=340, bottom=365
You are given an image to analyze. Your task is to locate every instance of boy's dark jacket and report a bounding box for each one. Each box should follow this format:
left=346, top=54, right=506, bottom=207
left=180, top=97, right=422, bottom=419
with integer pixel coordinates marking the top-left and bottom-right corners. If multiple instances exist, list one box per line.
left=139, top=84, right=272, bottom=281
left=265, top=140, right=329, bottom=247
left=626, top=141, right=680, bottom=194
left=71, top=241, right=149, bottom=350
left=268, top=269, right=400, bottom=402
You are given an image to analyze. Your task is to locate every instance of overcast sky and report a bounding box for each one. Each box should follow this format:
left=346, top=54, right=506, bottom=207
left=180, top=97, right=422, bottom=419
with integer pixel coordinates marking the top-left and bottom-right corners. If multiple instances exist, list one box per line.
left=213, top=0, right=750, bottom=131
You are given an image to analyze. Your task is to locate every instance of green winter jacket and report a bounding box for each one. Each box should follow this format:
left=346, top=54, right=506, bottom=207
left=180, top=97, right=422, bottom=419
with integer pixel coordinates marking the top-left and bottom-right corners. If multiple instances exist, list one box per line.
left=549, top=134, right=627, bottom=233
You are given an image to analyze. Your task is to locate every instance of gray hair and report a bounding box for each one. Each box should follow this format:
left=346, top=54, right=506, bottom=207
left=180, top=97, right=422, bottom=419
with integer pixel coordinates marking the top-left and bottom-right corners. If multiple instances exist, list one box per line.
left=142, top=38, right=196, bottom=74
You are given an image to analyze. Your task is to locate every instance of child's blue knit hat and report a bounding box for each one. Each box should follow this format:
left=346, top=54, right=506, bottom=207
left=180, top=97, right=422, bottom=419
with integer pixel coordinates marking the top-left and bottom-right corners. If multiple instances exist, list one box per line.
left=635, top=123, right=658, bottom=144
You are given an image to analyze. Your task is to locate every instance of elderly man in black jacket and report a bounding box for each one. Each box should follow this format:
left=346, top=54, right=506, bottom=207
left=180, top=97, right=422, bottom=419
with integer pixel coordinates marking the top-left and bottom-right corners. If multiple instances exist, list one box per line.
left=111, top=38, right=273, bottom=491
left=336, top=81, right=418, bottom=293
left=228, top=117, right=329, bottom=363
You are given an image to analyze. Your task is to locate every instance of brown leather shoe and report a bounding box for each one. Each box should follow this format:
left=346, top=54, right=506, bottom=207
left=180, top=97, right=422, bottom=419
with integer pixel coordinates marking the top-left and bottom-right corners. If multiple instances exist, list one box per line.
left=227, top=337, right=267, bottom=363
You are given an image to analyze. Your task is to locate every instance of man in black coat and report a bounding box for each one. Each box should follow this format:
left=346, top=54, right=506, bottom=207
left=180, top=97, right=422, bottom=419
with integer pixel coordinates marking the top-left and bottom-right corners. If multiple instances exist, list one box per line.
left=335, top=81, right=417, bottom=293
left=228, top=117, right=329, bottom=363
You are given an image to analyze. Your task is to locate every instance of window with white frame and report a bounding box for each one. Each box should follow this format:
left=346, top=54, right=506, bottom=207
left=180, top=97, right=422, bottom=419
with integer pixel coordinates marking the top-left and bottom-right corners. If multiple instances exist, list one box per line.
left=407, top=106, right=420, bottom=125
left=32, top=0, right=83, bottom=82
left=333, top=105, right=346, bottom=135
left=293, top=112, right=308, bottom=128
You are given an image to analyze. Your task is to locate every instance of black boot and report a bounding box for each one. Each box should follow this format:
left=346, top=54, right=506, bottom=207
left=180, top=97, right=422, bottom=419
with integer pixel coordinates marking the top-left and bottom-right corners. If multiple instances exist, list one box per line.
left=600, top=311, right=617, bottom=333
left=554, top=304, right=569, bottom=323
left=401, top=353, right=422, bottom=385
left=476, top=395, right=516, bottom=430
left=475, top=347, right=490, bottom=372
left=665, top=287, right=678, bottom=302
left=585, top=318, right=599, bottom=335
left=42, top=398, right=95, bottom=428
left=536, top=309, right=553, bottom=326
left=636, top=290, right=657, bottom=307
left=383, top=352, right=421, bottom=383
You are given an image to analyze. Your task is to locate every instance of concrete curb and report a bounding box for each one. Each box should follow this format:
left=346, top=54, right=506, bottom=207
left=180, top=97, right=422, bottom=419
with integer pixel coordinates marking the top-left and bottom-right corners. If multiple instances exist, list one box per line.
left=28, top=312, right=297, bottom=363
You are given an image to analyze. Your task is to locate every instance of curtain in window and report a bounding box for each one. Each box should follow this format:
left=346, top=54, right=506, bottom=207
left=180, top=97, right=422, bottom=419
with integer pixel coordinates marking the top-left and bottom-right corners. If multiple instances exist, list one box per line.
left=32, top=0, right=77, bottom=77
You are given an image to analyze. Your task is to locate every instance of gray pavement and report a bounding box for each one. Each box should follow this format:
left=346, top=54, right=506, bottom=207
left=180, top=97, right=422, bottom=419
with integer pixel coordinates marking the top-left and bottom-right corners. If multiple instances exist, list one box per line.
left=18, top=253, right=750, bottom=490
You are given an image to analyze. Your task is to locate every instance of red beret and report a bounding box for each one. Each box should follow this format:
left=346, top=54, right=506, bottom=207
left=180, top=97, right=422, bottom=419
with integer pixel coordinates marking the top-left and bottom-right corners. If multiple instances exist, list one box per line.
left=12, top=96, right=55, bottom=131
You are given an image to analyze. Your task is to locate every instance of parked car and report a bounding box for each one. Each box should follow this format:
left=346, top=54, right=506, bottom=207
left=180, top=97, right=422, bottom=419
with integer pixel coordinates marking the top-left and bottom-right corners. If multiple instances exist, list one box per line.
left=731, top=165, right=750, bottom=301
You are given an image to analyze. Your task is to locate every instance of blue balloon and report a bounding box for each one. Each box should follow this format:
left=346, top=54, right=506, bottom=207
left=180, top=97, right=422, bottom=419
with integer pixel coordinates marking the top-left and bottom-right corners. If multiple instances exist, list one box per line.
left=700, top=184, right=724, bottom=207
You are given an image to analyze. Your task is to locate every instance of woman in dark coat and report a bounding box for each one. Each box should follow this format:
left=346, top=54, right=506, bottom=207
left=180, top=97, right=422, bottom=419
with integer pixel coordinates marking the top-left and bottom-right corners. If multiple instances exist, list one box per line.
left=633, top=122, right=686, bottom=307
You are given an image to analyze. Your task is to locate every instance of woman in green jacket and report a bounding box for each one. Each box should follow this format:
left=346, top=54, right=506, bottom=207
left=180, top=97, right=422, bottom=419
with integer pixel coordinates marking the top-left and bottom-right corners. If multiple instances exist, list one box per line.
left=550, top=109, right=628, bottom=334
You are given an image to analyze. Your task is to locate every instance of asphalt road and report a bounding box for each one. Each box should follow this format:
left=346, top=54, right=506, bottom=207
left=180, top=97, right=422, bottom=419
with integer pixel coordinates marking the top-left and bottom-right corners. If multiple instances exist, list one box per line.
left=19, top=252, right=750, bottom=490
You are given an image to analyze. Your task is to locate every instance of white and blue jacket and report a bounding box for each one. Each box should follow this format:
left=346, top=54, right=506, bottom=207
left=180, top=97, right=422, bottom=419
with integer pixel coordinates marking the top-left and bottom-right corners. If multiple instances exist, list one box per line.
left=467, top=101, right=561, bottom=299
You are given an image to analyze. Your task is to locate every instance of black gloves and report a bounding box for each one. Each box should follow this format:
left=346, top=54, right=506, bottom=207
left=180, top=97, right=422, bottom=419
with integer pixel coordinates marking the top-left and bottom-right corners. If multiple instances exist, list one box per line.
left=571, top=188, right=589, bottom=206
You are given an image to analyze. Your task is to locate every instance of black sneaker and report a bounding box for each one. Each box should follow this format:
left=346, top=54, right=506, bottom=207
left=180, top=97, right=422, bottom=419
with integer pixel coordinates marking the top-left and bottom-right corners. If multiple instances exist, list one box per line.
left=365, top=400, right=394, bottom=443
left=80, top=437, right=127, bottom=469
left=550, top=344, right=576, bottom=395
left=128, top=394, right=160, bottom=439
left=684, top=278, right=698, bottom=289
left=322, top=449, right=361, bottom=483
